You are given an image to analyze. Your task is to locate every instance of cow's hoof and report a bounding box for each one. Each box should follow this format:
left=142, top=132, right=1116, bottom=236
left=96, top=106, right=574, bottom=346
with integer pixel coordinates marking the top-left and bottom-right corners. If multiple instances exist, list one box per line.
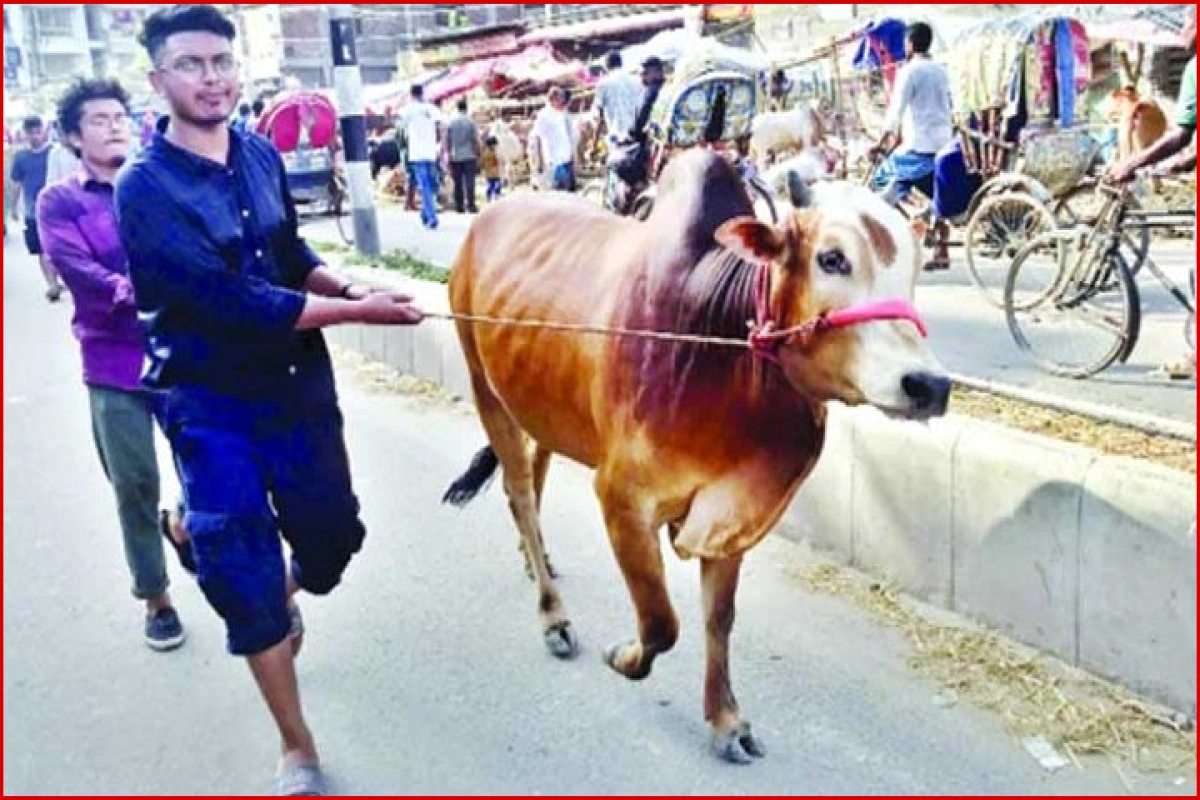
left=603, top=642, right=652, bottom=682
left=711, top=723, right=767, bottom=765
left=543, top=621, right=579, bottom=660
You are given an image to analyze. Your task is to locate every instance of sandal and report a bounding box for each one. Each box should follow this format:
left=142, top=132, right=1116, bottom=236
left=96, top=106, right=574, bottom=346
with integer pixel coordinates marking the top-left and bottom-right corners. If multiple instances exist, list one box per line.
left=159, top=509, right=197, bottom=575
left=1155, top=358, right=1196, bottom=381
left=274, top=763, right=326, bottom=796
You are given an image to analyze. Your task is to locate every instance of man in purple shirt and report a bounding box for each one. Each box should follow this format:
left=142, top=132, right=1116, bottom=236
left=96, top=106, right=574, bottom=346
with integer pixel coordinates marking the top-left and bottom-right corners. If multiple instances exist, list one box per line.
left=37, top=78, right=187, bottom=652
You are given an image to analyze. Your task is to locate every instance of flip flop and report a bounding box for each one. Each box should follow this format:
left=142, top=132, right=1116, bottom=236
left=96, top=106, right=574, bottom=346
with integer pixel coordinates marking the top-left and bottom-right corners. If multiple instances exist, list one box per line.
left=274, top=763, right=326, bottom=796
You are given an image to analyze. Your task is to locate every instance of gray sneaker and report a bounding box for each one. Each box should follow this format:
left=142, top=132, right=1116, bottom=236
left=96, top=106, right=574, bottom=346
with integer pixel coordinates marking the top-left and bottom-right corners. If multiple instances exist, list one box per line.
left=145, top=608, right=186, bottom=652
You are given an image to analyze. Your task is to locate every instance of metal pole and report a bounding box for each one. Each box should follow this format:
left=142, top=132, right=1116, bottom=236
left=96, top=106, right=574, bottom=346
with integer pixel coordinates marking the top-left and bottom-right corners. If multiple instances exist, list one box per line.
left=328, top=5, right=381, bottom=256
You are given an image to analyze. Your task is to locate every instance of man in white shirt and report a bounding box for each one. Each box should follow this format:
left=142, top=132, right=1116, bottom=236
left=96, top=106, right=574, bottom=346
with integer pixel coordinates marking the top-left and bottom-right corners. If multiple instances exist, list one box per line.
left=870, top=21, right=954, bottom=268
left=593, top=52, right=644, bottom=157
left=532, top=87, right=577, bottom=192
left=399, top=84, right=444, bottom=229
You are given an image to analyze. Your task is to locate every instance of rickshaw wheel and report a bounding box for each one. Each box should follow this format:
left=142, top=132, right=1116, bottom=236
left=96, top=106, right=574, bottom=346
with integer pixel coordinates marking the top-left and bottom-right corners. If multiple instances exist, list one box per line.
left=964, top=191, right=1058, bottom=309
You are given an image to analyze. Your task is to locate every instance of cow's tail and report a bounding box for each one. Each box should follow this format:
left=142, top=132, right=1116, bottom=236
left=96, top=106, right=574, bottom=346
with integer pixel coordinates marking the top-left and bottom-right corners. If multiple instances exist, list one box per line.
left=443, top=446, right=500, bottom=507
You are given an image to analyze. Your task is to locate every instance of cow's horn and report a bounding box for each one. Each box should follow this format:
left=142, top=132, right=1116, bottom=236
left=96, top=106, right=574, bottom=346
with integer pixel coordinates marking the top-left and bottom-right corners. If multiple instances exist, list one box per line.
left=787, top=171, right=813, bottom=209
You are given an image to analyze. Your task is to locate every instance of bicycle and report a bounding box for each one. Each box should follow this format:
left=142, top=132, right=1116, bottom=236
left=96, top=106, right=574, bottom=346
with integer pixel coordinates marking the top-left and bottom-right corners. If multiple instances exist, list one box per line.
left=1003, top=181, right=1196, bottom=379
left=330, top=169, right=353, bottom=246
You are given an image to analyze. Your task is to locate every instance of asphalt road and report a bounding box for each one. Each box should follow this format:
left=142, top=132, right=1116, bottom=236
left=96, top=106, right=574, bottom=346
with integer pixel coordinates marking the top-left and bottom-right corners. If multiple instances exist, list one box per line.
left=3, top=239, right=1193, bottom=795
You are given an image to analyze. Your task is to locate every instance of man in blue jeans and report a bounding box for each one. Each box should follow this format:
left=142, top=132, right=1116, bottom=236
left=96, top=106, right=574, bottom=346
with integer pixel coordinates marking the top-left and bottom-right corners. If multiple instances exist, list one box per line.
left=399, top=83, right=444, bottom=229
left=116, top=6, right=424, bottom=795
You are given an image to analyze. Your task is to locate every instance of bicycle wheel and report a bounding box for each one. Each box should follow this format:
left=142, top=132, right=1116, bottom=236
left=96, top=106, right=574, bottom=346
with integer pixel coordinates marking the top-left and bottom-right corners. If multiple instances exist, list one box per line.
left=581, top=179, right=606, bottom=208
left=334, top=203, right=353, bottom=246
left=329, top=175, right=353, bottom=246
left=964, top=192, right=1058, bottom=308
left=745, top=176, right=779, bottom=225
left=1053, top=183, right=1150, bottom=278
left=1004, top=233, right=1141, bottom=379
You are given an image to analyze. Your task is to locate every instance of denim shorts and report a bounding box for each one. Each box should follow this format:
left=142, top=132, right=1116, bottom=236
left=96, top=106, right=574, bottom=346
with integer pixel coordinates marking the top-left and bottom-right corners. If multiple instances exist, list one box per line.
left=162, top=384, right=366, bottom=656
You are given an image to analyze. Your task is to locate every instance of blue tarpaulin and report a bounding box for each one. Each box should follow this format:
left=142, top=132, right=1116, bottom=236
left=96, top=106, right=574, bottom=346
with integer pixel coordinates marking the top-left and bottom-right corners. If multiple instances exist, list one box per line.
left=851, top=18, right=909, bottom=73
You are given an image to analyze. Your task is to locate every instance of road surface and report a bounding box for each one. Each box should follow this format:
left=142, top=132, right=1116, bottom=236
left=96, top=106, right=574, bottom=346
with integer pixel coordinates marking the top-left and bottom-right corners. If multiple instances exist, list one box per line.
left=3, top=240, right=1193, bottom=795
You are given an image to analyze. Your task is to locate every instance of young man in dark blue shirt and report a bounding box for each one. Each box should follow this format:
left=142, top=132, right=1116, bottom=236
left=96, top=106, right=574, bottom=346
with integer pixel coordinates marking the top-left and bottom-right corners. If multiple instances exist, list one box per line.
left=116, top=6, right=423, bottom=795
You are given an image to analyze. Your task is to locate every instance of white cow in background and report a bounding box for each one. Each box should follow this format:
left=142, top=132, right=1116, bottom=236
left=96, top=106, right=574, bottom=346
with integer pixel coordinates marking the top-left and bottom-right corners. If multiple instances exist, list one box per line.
left=751, top=103, right=827, bottom=168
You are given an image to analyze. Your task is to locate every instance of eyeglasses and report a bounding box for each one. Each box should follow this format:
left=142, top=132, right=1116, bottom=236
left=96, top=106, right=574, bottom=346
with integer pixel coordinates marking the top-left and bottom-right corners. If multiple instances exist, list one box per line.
left=163, top=54, right=239, bottom=80
left=83, top=112, right=129, bottom=131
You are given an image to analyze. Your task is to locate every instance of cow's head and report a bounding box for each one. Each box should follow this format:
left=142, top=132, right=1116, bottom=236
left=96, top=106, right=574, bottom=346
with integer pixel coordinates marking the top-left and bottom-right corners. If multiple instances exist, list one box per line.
left=716, top=175, right=950, bottom=420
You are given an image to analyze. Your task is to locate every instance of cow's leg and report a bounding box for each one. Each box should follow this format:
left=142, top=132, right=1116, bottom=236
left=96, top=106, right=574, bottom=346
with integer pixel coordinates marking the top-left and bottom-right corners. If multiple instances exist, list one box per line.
left=598, top=479, right=678, bottom=681
left=474, top=383, right=578, bottom=660
left=518, top=445, right=558, bottom=581
left=702, top=556, right=765, bottom=764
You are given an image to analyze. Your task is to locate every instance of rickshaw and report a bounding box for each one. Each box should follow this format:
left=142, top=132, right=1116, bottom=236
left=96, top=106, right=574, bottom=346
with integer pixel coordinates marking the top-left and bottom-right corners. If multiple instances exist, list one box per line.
left=586, top=44, right=778, bottom=224
left=937, top=13, right=1110, bottom=305
left=256, top=91, right=351, bottom=241
left=827, top=14, right=1107, bottom=300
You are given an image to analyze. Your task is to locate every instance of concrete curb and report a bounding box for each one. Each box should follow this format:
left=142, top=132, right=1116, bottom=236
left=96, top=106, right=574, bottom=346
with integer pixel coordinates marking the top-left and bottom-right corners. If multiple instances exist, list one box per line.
left=951, top=373, right=1197, bottom=443
left=326, top=271, right=1197, bottom=716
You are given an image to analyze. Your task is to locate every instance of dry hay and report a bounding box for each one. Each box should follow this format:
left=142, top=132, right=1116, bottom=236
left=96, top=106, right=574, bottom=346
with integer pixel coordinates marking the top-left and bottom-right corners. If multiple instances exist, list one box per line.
left=952, top=388, right=1196, bottom=474
left=790, top=562, right=1196, bottom=777
left=331, top=347, right=468, bottom=412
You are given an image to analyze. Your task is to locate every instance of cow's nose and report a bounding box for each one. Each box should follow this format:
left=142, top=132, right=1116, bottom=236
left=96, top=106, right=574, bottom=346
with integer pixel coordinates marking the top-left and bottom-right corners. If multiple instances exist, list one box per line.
left=902, top=372, right=952, bottom=417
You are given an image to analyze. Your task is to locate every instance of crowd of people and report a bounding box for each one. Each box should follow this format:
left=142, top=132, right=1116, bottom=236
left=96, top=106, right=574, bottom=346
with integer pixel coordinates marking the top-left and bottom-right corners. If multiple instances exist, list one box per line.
left=359, top=49, right=670, bottom=228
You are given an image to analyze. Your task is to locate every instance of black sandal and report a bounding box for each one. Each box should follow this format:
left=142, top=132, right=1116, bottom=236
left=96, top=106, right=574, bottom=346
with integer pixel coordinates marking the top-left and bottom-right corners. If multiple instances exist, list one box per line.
left=160, top=509, right=197, bottom=575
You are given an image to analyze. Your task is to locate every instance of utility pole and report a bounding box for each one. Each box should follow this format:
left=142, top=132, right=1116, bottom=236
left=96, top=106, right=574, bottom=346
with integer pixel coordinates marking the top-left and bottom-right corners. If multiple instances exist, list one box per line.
left=328, top=5, right=381, bottom=256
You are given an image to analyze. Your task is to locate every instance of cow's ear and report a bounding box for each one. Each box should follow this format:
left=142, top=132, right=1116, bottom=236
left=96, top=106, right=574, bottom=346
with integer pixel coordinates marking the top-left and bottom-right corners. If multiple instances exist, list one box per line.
left=716, top=217, right=784, bottom=266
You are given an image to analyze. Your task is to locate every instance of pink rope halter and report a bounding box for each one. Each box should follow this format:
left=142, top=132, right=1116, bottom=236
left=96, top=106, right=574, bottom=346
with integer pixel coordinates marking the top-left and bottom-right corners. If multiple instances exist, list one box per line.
left=748, top=266, right=929, bottom=364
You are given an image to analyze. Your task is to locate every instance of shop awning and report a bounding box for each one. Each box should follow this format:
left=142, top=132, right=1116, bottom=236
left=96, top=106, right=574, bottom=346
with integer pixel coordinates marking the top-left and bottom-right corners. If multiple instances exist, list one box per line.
left=519, top=9, right=688, bottom=45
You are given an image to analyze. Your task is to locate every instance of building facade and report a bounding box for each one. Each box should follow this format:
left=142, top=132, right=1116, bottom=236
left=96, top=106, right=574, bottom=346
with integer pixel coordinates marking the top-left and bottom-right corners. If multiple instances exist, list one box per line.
left=232, top=4, right=685, bottom=89
left=4, top=4, right=159, bottom=117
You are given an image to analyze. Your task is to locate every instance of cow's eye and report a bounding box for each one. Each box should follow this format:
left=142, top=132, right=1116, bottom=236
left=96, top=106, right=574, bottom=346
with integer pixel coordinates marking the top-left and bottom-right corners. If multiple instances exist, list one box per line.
left=817, top=249, right=852, bottom=276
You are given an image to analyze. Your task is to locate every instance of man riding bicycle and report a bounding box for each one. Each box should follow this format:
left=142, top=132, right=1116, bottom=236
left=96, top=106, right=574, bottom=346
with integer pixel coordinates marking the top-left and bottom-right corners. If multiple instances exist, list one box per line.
left=1107, top=6, right=1196, bottom=380
left=605, top=57, right=667, bottom=216
left=869, top=22, right=955, bottom=271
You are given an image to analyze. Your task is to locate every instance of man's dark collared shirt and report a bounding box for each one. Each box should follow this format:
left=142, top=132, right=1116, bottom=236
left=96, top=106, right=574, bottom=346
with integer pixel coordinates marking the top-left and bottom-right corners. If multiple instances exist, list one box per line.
left=115, top=126, right=327, bottom=402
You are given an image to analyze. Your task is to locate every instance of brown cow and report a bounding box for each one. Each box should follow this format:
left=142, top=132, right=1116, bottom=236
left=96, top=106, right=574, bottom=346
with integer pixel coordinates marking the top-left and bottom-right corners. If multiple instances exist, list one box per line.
left=1109, top=86, right=1169, bottom=163
left=444, top=149, right=950, bottom=763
